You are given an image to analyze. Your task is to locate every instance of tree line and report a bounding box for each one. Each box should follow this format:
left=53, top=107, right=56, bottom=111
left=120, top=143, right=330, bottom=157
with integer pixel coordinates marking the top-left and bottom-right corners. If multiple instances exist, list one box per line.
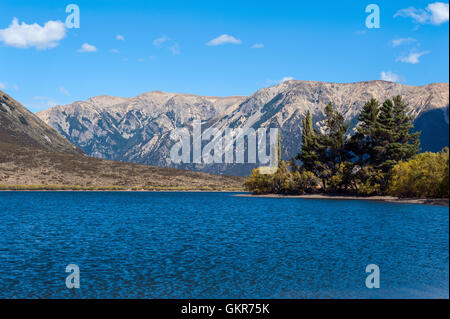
left=244, top=96, right=449, bottom=198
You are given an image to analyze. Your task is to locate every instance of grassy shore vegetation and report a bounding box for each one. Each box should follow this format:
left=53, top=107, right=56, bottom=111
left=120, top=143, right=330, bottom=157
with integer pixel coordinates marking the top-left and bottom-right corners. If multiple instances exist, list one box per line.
left=244, top=96, right=449, bottom=199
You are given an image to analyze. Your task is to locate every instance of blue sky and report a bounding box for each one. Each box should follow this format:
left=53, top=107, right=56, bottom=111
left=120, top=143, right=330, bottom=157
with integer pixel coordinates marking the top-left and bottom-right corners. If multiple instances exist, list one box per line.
left=0, top=0, right=448, bottom=112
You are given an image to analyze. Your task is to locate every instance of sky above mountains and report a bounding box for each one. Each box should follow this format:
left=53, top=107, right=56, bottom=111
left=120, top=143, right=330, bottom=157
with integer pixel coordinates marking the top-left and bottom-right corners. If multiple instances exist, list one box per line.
left=0, top=0, right=449, bottom=112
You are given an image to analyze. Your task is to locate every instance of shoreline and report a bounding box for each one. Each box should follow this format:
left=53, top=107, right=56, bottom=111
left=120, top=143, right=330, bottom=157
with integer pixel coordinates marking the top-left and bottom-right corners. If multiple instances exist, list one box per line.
left=0, top=189, right=244, bottom=192
left=0, top=185, right=244, bottom=192
left=234, top=193, right=449, bottom=206
left=1, top=186, right=447, bottom=206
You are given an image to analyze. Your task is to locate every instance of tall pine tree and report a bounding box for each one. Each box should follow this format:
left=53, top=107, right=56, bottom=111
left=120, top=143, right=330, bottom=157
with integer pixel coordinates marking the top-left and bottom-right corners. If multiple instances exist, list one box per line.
left=296, top=110, right=321, bottom=172
left=391, top=95, right=420, bottom=162
left=348, top=98, right=380, bottom=166
left=321, top=102, right=350, bottom=171
left=373, top=98, right=396, bottom=171
left=373, top=96, right=420, bottom=172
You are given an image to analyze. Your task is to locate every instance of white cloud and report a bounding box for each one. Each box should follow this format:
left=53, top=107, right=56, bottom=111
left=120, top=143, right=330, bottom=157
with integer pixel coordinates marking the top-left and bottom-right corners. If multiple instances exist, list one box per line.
left=396, top=51, right=430, bottom=64
left=394, top=2, right=449, bottom=25
left=266, top=76, right=295, bottom=85
left=153, top=35, right=180, bottom=55
left=0, top=18, right=66, bottom=49
left=394, top=7, right=429, bottom=24
left=59, top=87, right=70, bottom=96
left=391, top=37, right=417, bottom=47
left=153, top=35, right=170, bottom=46
left=206, top=34, right=242, bottom=46
left=428, top=2, right=450, bottom=24
left=168, top=43, right=180, bottom=55
left=251, top=43, right=264, bottom=49
left=13, top=84, right=19, bottom=91
left=281, top=77, right=294, bottom=83
left=110, top=48, right=119, bottom=53
left=381, top=71, right=403, bottom=82
left=116, top=34, right=125, bottom=41
left=77, top=43, right=97, bottom=53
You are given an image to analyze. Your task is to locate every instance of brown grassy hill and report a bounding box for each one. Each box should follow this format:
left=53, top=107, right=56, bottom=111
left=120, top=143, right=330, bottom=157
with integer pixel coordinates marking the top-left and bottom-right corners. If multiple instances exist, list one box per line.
left=0, top=90, right=244, bottom=190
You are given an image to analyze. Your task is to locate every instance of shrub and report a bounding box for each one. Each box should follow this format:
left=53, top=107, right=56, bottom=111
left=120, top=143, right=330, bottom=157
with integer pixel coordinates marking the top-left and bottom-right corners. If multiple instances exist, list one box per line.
left=243, top=168, right=273, bottom=194
left=356, top=166, right=384, bottom=196
left=387, top=148, right=449, bottom=198
left=327, top=162, right=359, bottom=193
left=243, top=162, right=319, bottom=195
left=291, top=170, right=320, bottom=194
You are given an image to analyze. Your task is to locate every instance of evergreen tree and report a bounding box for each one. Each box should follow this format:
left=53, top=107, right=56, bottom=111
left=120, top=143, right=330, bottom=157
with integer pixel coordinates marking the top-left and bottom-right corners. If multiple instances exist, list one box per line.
left=348, top=98, right=380, bottom=166
left=244, top=96, right=428, bottom=197
left=391, top=95, right=421, bottom=162
left=373, top=98, right=396, bottom=171
left=321, top=103, right=350, bottom=171
left=373, top=97, right=420, bottom=172
left=296, top=110, right=321, bottom=172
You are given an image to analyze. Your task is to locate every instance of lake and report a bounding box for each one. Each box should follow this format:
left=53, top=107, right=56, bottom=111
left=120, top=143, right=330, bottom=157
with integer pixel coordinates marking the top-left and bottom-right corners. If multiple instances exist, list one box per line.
left=0, top=191, right=448, bottom=298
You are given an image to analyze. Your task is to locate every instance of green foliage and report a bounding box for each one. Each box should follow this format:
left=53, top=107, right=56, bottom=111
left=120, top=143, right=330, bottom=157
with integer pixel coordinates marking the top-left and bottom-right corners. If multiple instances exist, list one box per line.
left=243, top=168, right=273, bottom=194
left=245, top=96, right=446, bottom=199
left=388, top=148, right=449, bottom=198
left=271, top=161, right=291, bottom=193
left=355, top=166, right=384, bottom=196
left=321, top=103, right=351, bottom=171
left=348, top=98, right=380, bottom=166
left=328, top=162, right=358, bottom=193
left=296, top=110, right=321, bottom=173
left=372, top=96, right=420, bottom=173
left=391, top=95, right=421, bottom=162
left=243, top=161, right=319, bottom=195
left=290, top=170, right=320, bottom=194
left=372, top=98, right=396, bottom=170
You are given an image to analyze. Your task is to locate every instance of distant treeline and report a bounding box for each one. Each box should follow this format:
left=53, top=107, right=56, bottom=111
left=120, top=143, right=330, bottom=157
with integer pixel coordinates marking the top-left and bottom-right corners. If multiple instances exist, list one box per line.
left=244, top=96, right=449, bottom=198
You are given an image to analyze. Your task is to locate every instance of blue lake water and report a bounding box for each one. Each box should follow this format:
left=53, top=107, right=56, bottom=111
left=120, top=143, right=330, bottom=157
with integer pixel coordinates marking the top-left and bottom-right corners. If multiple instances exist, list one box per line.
left=0, top=191, right=448, bottom=299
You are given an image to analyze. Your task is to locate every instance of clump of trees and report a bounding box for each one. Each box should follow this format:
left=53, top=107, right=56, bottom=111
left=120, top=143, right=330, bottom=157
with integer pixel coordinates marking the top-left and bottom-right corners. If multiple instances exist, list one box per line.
left=244, top=96, right=449, bottom=199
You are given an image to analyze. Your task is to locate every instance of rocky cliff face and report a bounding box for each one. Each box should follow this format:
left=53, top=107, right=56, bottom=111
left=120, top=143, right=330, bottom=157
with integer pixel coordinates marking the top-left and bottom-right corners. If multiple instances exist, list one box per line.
left=37, top=80, right=450, bottom=176
left=37, top=92, right=244, bottom=165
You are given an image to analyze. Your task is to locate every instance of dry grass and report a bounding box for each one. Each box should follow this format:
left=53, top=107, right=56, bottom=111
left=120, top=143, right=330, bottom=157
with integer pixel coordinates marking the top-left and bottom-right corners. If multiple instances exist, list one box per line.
left=0, top=142, right=245, bottom=191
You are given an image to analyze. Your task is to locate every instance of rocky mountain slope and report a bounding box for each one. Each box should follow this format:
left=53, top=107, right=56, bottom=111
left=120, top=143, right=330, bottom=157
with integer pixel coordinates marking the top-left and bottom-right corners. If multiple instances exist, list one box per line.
left=0, top=90, right=244, bottom=189
left=0, top=90, right=81, bottom=154
left=37, top=80, right=449, bottom=176
left=38, top=92, right=244, bottom=165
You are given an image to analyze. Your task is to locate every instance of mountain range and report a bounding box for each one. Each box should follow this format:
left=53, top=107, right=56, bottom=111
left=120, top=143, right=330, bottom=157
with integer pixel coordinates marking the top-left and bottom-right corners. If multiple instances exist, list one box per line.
left=37, top=80, right=449, bottom=176
left=0, top=90, right=244, bottom=190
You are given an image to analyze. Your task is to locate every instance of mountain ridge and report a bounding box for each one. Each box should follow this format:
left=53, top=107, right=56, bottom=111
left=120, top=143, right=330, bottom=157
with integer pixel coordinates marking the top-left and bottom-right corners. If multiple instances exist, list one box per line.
left=36, top=80, right=450, bottom=176
left=0, top=90, right=245, bottom=189
left=0, top=90, right=82, bottom=154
